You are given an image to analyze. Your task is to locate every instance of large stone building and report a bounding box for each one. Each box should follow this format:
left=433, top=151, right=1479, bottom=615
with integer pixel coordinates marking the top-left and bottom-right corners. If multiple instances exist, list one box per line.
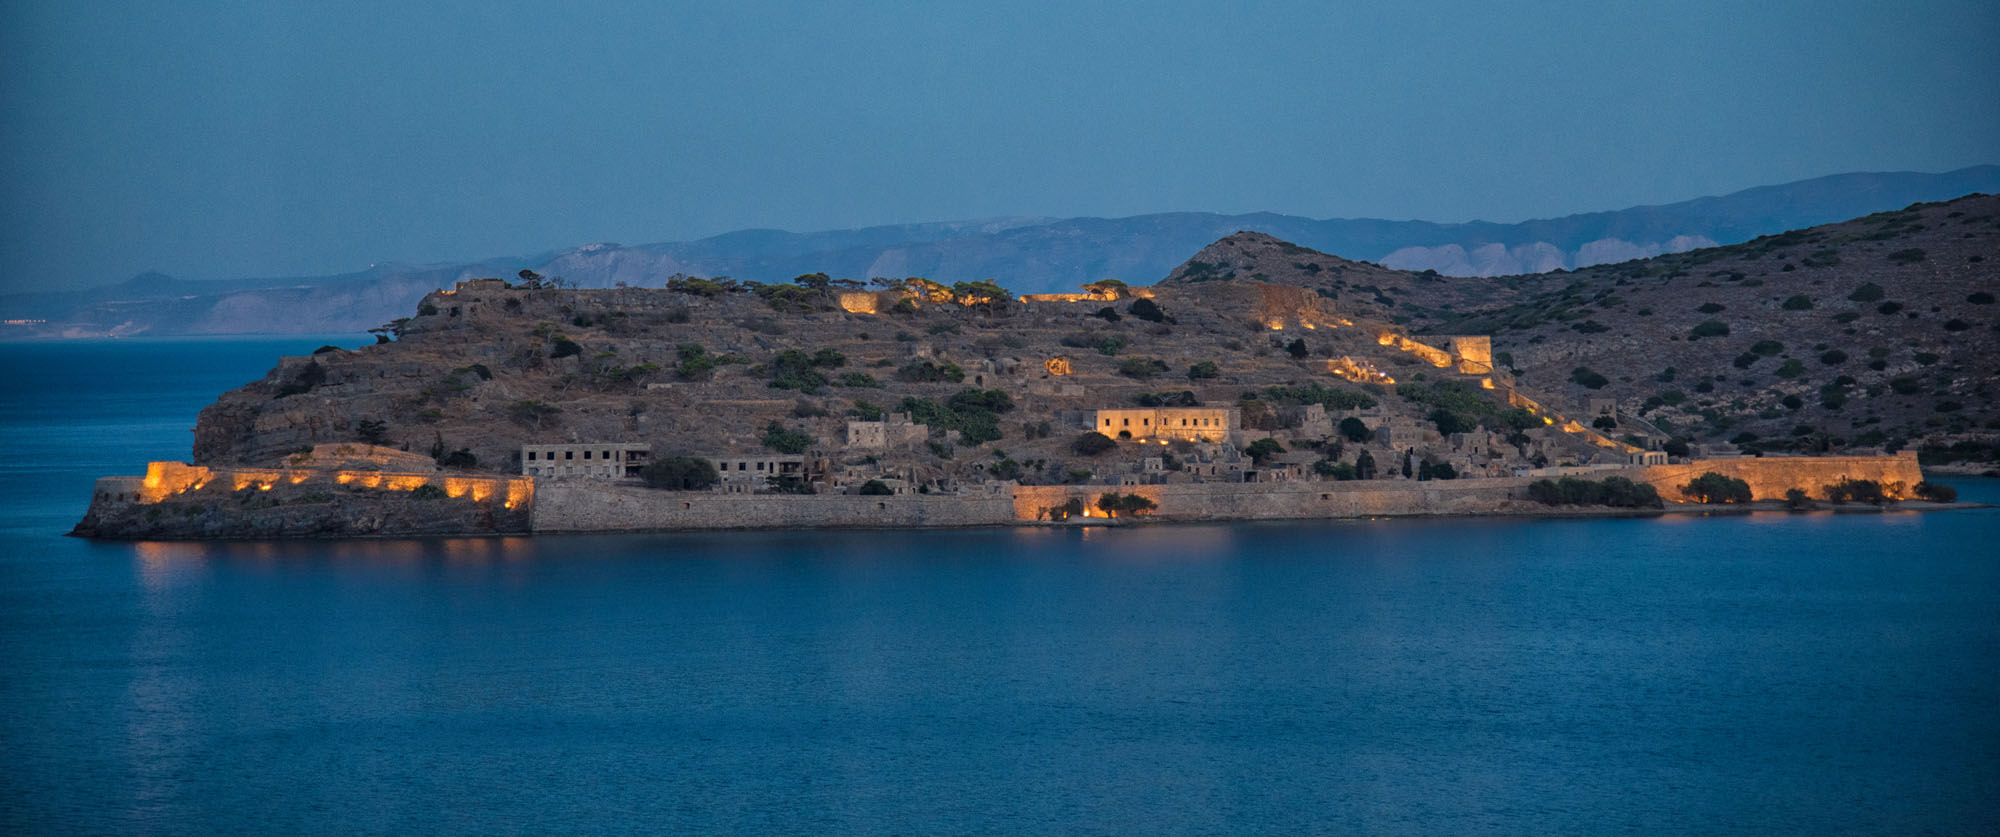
left=521, top=443, right=650, bottom=479
left=1094, top=407, right=1237, bottom=443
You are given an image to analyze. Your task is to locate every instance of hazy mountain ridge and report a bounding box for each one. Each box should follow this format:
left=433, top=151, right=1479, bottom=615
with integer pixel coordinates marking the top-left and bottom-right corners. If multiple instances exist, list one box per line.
left=5, top=166, right=1995, bottom=338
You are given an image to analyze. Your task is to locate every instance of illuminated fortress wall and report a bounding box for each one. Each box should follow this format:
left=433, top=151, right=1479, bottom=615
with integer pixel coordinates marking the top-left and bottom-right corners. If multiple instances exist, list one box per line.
left=88, top=463, right=533, bottom=510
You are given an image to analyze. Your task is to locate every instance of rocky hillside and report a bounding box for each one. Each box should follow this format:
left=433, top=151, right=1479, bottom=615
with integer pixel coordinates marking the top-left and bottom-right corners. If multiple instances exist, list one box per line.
left=1168, top=195, right=2000, bottom=467
left=187, top=277, right=1622, bottom=493
left=178, top=194, right=1997, bottom=486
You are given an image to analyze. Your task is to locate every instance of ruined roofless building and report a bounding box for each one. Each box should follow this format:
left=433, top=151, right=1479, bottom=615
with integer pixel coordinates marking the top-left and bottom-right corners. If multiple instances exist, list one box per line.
left=521, top=443, right=651, bottom=479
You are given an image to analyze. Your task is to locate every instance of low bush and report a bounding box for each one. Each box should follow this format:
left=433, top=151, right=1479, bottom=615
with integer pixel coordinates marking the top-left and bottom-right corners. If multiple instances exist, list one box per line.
left=1913, top=481, right=1958, bottom=502
left=1094, top=492, right=1157, bottom=517
left=760, top=421, right=814, bottom=454
left=1681, top=472, right=1752, bottom=504
left=1823, top=478, right=1885, bottom=504
left=1527, top=476, right=1662, bottom=508
left=642, top=456, right=719, bottom=491
left=1073, top=432, right=1116, bottom=456
left=1570, top=367, right=1610, bottom=389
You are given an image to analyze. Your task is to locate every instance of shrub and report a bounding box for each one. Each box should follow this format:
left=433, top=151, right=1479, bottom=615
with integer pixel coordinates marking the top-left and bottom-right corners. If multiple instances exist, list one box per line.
left=1264, top=383, right=1377, bottom=411
left=1570, top=367, right=1609, bottom=389
left=1128, top=298, right=1169, bottom=323
left=550, top=338, right=583, bottom=359
left=1285, top=339, right=1309, bottom=359
left=1526, top=476, right=1662, bottom=508
left=767, top=350, right=829, bottom=393
left=1315, top=460, right=1358, bottom=480
left=356, top=419, right=390, bottom=445
left=838, top=372, right=881, bottom=388
left=506, top=399, right=562, bottom=430
left=895, top=359, right=965, bottom=383
left=1823, top=478, right=1885, bottom=504
left=1338, top=417, right=1371, bottom=443
left=1889, top=376, right=1924, bottom=395
left=760, top=421, right=814, bottom=454
left=1430, top=408, right=1477, bottom=435
left=1913, top=481, right=1958, bottom=502
left=411, top=484, right=449, bottom=500
left=642, top=456, right=719, bottom=491
left=1847, top=283, right=1886, bottom=303
left=1187, top=360, right=1220, bottom=380
left=1245, top=438, right=1286, bottom=464
left=1819, top=349, right=1847, bottom=365
left=274, top=361, right=328, bottom=398
left=1944, top=319, right=1970, bottom=331
left=1876, top=301, right=1903, bottom=315
left=1775, top=359, right=1805, bottom=378
left=1095, top=492, right=1157, bottom=517
left=1073, top=432, right=1116, bottom=455
left=1265, top=383, right=1377, bottom=411
left=437, top=448, right=477, bottom=469
left=1969, top=292, right=1996, bottom=305
left=1697, top=302, right=1726, bottom=314
left=1784, top=488, right=1812, bottom=510
left=1689, top=320, right=1730, bottom=339
left=1681, top=472, right=1752, bottom=504
left=1750, top=340, right=1784, bottom=356
left=1780, top=295, right=1814, bottom=310
left=1886, top=248, right=1926, bottom=264
left=1117, top=357, right=1170, bottom=378
left=946, top=388, right=1015, bottom=414
left=858, top=479, right=894, bottom=496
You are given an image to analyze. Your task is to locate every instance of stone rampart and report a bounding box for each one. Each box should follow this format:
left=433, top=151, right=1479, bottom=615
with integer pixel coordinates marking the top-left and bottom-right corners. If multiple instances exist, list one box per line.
left=535, top=478, right=1536, bottom=532
left=531, top=481, right=1017, bottom=531
left=78, top=453, right=1929, bottom=538
left=1618, top=452, right=1925, bottom=502
left=84, top=462, right=533, bottom=522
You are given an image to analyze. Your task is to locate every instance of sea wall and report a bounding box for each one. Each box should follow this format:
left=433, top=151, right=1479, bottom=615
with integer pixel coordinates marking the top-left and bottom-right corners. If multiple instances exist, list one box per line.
left=74, top=453, right=1929, bottom=538
left=531, top=481, right=1019, bottom=531
left=75, top=462, right=533, bottom=539
left=1619, top=452, right=1925, bottom=501
left=532, top=478, right=1535, bottom=532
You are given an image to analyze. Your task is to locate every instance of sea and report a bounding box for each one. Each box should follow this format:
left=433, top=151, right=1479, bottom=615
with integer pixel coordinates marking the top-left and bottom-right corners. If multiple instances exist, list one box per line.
left=1, top=337, right=1996, bottom=834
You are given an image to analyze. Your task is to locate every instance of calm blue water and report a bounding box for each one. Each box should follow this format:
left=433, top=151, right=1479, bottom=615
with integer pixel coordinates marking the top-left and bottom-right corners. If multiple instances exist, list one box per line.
left=2, top=339, right=1997, bottom=834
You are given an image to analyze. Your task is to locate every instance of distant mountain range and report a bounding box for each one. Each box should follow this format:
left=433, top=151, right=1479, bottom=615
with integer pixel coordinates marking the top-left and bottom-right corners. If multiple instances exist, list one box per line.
left=5, top=165, right=1995, bottom=338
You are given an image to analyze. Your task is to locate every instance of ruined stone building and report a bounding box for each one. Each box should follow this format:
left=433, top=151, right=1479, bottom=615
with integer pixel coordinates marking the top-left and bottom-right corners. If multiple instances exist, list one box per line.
left=521, top=443, right=650, bottom=479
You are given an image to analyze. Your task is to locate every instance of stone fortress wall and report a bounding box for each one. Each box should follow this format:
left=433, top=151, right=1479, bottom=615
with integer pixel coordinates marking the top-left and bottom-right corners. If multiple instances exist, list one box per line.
left=78, top=453, right=1932, bottom=538
left=87, top=461, right=533, bottom=514
left=1622, top=451, right=1925, bottom=501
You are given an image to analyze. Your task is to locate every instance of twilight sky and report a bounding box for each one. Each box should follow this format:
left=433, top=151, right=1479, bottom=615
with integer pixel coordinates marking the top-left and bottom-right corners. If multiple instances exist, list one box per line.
left=2, top=0, right=1996, bottom=292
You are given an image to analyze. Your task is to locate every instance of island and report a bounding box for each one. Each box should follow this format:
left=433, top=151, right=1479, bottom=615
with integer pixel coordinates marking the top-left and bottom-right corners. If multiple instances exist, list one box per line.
left=76, top=194, right=1997, bottom=539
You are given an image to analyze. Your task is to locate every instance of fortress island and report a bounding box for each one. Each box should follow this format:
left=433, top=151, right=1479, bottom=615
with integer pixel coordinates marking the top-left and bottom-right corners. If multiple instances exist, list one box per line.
left=73, top=215, right=1981, bottom=539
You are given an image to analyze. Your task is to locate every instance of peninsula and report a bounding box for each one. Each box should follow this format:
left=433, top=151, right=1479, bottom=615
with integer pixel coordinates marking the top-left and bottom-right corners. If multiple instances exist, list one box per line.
left=74, top=194, right=1998, bottom=538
